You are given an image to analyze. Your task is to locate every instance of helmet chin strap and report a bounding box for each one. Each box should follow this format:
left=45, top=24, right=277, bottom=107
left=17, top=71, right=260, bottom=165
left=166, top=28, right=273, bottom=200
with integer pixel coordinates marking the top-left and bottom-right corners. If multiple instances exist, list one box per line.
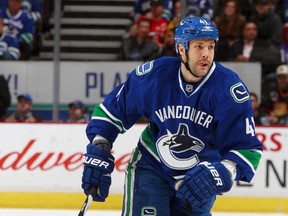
left=181, top=51, right=201, bottom=79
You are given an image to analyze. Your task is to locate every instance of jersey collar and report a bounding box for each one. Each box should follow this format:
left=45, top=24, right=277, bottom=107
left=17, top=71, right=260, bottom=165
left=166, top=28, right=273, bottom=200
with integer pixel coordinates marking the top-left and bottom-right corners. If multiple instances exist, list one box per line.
left=6, top=8, right=23, bottom=19
left=178, top=62, right=216, bottom=97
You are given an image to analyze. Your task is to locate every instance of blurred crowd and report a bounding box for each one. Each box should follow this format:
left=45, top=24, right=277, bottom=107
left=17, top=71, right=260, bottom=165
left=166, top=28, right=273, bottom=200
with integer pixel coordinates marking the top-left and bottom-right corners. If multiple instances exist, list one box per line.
left=119, top=0, right=286, bottom=65
left=0, top=89, right=90, bottom=123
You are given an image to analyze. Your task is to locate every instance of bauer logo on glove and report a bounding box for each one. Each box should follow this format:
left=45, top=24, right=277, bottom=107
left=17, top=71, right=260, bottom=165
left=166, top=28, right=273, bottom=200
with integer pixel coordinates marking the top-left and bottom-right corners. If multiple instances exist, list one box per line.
left=176, top=161, right=233, bottom=206
left=83, top=156, right=112, bottom=169
left=200, top=161, right=224, bottom=186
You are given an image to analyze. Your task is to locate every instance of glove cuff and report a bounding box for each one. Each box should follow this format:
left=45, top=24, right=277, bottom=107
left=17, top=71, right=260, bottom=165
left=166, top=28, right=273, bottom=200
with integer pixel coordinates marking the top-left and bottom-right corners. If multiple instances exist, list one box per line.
left=221, top=159, right=237, bottom=180
left=92, top=135, right=112, bottom=152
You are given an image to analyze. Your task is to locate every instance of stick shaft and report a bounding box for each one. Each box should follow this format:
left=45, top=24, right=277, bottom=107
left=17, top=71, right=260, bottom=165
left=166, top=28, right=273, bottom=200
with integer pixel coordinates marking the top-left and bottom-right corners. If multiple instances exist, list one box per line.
left=78, top=187, right=97, bottom=216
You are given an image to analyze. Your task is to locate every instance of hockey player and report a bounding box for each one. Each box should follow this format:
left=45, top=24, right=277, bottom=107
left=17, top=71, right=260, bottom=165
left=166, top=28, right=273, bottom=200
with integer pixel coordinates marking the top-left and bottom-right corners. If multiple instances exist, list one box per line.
left=81, top=16, right=263, bottom=215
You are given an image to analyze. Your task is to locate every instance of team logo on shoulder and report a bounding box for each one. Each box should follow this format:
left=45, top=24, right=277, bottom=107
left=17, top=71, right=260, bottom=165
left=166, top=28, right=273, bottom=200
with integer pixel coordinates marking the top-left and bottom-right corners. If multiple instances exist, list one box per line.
left=156, top=123, right=205, bottom=170
left=136, top=61, right=154, bottom=76
left=230, top=82, right=250, bottom=103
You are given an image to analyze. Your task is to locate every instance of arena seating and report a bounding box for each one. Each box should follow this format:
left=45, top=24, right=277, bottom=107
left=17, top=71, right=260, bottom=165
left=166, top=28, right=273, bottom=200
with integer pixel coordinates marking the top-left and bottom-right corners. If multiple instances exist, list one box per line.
left=39, top=0, right=134, bottom=61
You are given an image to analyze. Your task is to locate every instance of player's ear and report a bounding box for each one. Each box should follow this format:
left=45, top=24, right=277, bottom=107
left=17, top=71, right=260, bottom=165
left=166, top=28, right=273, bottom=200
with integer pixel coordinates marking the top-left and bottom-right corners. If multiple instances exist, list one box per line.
left=178, top=44, right=186, bottom=58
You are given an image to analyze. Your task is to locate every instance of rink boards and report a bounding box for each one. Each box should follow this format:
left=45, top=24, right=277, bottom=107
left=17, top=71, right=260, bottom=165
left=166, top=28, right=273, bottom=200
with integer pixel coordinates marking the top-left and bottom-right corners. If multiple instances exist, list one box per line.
left=0, top=123, right=287, bottom=212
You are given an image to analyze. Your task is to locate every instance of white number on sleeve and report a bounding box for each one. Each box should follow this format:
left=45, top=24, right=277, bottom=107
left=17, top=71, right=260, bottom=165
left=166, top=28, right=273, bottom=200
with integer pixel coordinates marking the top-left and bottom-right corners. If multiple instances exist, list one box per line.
left=246, top=117, right=255, bottom=137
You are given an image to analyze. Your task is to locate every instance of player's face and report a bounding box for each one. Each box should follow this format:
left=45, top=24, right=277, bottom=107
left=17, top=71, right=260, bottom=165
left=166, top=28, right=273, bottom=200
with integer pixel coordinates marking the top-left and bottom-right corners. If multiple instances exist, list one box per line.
left=182, top=39, right=215, bottom=82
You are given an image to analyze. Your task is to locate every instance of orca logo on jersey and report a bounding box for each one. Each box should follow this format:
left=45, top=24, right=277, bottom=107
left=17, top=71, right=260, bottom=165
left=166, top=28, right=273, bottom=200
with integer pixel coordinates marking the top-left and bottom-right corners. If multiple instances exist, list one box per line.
left=156, top=123, right=205, bottom=170
left=136, top=61, right=154, bottom=76
left=230, top=82, right=250, bottom=103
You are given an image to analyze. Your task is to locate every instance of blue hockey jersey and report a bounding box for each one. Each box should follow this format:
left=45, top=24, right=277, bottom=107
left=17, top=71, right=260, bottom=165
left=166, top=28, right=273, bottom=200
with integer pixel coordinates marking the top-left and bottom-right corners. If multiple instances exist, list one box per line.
left=86, top=56, right=263, bottom=183
left=0, top=8, right=34, bottom=45
left=186, top=0, right=214, bottom=20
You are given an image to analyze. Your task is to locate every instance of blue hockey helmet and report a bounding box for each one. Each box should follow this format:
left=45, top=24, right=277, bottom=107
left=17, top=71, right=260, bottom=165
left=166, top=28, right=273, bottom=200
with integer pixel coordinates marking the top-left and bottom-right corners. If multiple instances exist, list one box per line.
left=174, top=17, right=219, bottom=53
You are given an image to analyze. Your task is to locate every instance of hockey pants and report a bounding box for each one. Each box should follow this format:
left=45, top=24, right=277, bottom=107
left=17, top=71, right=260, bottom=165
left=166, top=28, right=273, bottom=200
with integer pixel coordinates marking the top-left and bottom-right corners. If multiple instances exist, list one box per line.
left=121, top=147, right=215, bottom=216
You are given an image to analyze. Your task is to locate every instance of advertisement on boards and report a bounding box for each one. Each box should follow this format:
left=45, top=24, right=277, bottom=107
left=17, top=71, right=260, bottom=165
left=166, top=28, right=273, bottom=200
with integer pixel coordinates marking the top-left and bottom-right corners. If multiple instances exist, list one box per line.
left=0, top=124, right=287, bottom=198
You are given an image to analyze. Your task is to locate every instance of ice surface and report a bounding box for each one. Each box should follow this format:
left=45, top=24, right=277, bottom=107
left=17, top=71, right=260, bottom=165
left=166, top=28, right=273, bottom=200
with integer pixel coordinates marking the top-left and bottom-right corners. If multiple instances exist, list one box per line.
left=0, top=209, right=287, bottom=216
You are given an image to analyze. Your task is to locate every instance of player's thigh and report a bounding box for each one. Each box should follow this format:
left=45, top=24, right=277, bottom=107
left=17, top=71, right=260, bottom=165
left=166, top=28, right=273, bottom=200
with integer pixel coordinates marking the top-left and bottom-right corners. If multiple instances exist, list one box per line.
left=122, top=150, right=171, bottom=216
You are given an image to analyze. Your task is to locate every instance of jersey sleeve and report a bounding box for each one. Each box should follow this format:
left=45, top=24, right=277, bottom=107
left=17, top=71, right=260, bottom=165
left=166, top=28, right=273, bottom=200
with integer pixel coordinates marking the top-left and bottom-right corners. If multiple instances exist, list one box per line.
left=86, top=66, right=145, bottom=144
left=18, top=12, right=34, bottom=45
left=214, top=81, right=263, bottom=182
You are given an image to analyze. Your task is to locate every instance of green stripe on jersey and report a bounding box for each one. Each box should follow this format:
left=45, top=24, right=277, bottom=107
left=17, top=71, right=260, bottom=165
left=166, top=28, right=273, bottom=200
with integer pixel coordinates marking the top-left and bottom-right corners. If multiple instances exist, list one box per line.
left=21, top=33, right=33, bottom=44
left=236, top=149, right=262, bottom=170
left=92, top=105, right=109, bottom=118
left=92, top=105, right=125, bottom=133
left=141, top=125, right=158, bottom=156
left=124, top=148, right=141, bottom=216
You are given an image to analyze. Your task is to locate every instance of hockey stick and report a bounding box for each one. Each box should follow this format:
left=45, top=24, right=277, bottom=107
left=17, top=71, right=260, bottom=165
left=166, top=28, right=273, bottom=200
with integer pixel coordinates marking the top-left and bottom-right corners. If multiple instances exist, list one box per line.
left=78, top=187, right=97, bottom=216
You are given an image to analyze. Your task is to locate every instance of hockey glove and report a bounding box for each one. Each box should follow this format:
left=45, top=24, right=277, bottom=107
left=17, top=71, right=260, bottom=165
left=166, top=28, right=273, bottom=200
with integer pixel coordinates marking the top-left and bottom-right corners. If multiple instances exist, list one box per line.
left=81, top=143, right=115, bottom=202
left=176, top=162, right=233, bottom=206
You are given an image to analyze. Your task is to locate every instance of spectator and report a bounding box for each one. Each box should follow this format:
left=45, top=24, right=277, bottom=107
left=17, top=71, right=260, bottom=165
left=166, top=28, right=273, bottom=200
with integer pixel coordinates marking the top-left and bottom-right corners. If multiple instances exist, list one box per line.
left=166, top=0, right=180, bottom=31
left=250, top=0, right=282, bottom=47
left=4, top=93, right=41, bottom=122
left=213, top=0, right=253, bottom=20
left=213, top=0, right=246, bottom=61
left=0, top=18, right=21, bottom=60
left=0, top=75, right=11, bottom=119
left=184, top=0, right=214, bottom=19
left=131, top=0, right=173, bottom=22
left=161, top=0, right=179, bottom=57
left=118, top=18, right=161, bottom=61
left=250, top=92, right=268, bottom=125
left=229, top=21, right=261, bottom=62
left=213, top=0, right=246, bottom=46
left=0, top=0, right=35, bottom=60
left=274, top=64, right=288, bottom=105
left=2, top=0, right=43, bottom=23
left=129, top=0, right=169, bottom=48
left=162, top=27, right=176, bottom=56
left=261, top=64, right=288, bottom=125
left=228, top=21, right=280, bottom=64
left=250, top=0, right=283, bottom=75
left=66, top=100, right=88, bottom=123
